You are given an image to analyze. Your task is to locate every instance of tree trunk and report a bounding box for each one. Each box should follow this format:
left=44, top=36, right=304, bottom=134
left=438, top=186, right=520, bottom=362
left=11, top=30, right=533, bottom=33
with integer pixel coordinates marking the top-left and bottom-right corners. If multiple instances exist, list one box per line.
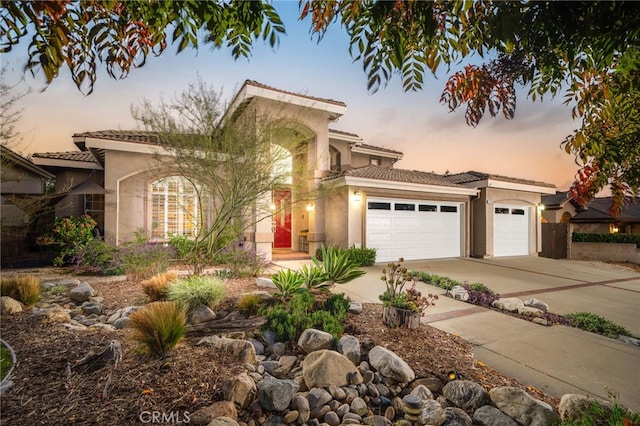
left=185, top=312, right=267, bottom=337
left=383, top=306, right=420, bottom=329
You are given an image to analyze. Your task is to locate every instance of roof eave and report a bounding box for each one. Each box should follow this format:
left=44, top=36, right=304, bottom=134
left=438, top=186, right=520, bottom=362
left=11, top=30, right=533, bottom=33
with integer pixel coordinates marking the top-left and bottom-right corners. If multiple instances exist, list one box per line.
left=341, top=176, right=479, bottom=196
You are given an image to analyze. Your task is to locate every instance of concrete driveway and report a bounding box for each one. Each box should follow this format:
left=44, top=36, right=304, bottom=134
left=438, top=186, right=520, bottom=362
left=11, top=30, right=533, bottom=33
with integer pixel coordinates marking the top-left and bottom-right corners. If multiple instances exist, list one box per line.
left=276, top=256, right=640, bottom=411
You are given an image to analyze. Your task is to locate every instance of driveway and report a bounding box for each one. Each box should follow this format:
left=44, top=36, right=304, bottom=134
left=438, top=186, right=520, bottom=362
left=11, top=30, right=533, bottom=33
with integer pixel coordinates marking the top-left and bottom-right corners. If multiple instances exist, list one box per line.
left=279, top=256, right=640, bottom=411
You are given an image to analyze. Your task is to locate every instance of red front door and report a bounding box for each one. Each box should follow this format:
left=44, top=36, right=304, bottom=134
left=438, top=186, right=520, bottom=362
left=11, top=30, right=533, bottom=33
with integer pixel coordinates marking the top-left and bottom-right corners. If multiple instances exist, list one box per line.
left=273, top=189, right=292, bottom=248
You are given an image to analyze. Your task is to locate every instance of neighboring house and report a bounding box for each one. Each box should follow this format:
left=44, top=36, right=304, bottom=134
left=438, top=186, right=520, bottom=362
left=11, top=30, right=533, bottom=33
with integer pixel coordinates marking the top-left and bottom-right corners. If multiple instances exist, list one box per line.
left=32, top=80, right=556, bottom=262
left=0, top=145, right=55, bottom=263
left=542, top=191, right=640, bottom=235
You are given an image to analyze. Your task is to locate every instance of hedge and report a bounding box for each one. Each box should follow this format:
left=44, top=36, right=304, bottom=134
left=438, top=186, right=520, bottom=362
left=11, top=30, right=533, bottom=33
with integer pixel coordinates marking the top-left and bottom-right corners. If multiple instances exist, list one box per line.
left=572, top=232, right=640, bottom=248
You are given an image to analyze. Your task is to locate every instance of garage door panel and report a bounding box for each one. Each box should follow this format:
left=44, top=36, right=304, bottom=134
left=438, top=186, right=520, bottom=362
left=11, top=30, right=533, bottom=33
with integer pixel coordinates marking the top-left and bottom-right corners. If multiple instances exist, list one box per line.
left=367, top=197, right=462, bottom=262
left=493, top=205, right=529, bottom=257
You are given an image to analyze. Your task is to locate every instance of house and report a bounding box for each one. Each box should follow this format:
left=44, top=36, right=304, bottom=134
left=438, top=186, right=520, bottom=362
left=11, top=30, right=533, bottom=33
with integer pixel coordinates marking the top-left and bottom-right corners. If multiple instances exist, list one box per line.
left=0, top=144, right=55, bottom=263
left=31, top=80, right=557, bottom=262
left=542, top=191, right=640, bottom=235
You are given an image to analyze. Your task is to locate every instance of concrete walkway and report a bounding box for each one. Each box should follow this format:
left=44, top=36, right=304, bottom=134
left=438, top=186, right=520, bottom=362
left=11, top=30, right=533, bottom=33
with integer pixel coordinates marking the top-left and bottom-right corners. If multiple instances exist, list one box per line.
left=274, top=256, right=640, bottom=411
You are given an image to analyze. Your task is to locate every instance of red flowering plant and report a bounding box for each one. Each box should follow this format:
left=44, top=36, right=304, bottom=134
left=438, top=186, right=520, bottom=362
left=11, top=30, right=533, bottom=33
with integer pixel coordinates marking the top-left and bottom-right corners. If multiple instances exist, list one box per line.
left=39, top=214, right=98, bottom=266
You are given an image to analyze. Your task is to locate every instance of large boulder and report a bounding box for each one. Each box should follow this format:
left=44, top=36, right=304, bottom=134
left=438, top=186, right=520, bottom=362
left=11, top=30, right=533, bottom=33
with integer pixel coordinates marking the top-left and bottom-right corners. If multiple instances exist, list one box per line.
left=368, top=346, right=415, bottom=383
left=1, top=296, right=23, bottom=315
left=257, top=374, right=299, bottom=412
left=451, top=285, right=470, bottom=301
left=558, top=394, right=614, bottom=422
left=69, top=282, right=97, bottom=303
left=223, top=372, right=256, bottom=409
left=492, top=298, right=524, bottom=312
left=418, top=400, right=444, bottom=425
left=302, top=349, right=362, bottom=388
left=442, top=380, right=490, bottom=410
left=442, top=407, right=472, bottom=426
left=298, top=328, right=334, bottom=353
left=197, top=336, right=257, bottom=364
left=337, top=335, right=361, bottom=365
left=473, top=405, right=519, bottom=426
left=490, top=387, right=559, bottom=425
left=524, top=298, right=549, bottom=312
left=189, top=305, right=216, bottom=324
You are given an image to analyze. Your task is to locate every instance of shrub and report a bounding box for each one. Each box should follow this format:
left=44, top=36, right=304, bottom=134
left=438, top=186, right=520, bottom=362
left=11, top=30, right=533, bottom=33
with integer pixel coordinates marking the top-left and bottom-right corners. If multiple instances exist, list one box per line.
left=39, top=214, right=98, bottom=266
left=168, top=234, right=196, bottom=261
left=565, top=312, right=631, bottom=338
left=467, top=282, right=495, bottom=295
left=262, top=291, right=349, bottom=342
left=48, top=285, right=67, bottom=296
left=119, top=232, right=175, bottom=280
left=558, top=399, right=640, bottom=425
left=315, top=246, right=365, bottom=285
left=236, top=293, right=262, bottom=316
left=572, top=232, right=640, bottom=247
left=141, top=272, right=178, bottom=302
left=71, top=239, right=123, bottom=275
left=129, top=301, right=186, bottom=357
left=271, top=269, right=305, bottom=299
left=0, top=274, right=40, bottom=306
left=215, top=240, right=267, bottom=277
left=166, top=275, right=226, bottom=312
left=345, top=246, right=377, bottom=266
left=298, top=264, right=330, bottom=292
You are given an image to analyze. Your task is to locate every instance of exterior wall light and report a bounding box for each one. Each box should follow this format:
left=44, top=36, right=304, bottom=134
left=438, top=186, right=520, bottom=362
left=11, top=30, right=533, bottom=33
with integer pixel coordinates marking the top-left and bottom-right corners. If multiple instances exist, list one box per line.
left=269, top=203, right=276, bottom=211
left=306, top=202, right=314, bottom=212
left=353, top=190, right=361, bottom=203
left=537, top=203, right=545, bottom=211
left=611, top=225, right=619, bottom=233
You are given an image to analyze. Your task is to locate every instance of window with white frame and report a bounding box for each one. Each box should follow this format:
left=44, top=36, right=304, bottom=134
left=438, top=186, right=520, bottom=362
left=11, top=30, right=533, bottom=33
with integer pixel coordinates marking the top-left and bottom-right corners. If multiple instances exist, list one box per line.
left=150, top=176, right=201, bottom=239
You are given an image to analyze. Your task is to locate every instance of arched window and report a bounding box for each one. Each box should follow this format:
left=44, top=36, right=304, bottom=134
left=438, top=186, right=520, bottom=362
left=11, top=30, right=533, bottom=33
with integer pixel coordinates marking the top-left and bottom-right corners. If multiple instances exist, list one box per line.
left=150, top=176, right=200, bottom=239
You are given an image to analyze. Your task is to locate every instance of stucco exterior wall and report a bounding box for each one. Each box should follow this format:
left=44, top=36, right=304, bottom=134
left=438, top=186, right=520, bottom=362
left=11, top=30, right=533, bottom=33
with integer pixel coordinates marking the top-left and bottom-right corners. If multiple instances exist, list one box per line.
left=571, top=242, right=640, bottom=264
left=473, top=187, right=542, bottom=257
left=350, top=152, right=396, bottom=168
left=324, top=187, right=350, bottom=249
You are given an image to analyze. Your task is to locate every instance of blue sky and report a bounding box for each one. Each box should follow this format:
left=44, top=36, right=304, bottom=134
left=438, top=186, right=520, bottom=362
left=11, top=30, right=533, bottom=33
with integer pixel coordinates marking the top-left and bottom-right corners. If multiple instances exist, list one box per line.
left=3, top=2, right=578, bottom=190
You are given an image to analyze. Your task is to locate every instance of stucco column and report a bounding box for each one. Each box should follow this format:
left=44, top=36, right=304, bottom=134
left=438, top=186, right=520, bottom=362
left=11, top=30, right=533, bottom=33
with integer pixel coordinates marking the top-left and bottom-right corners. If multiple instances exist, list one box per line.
left=307, top=129, right=329, bottom=253
left=253, top=190, right=274, bottom=261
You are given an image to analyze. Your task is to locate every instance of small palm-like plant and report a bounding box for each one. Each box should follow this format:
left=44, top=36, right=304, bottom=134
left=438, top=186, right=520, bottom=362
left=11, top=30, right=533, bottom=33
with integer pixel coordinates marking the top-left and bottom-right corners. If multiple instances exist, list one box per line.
left=271, top=269, right=305, bottom=299
left=141, top=271, right=178, bottom=302
left=166, top=275, right=226, bottom=312
left=299, top=264, right=330, bottom=292
left=316, top=246, right=365, bottom=285
left=0, top=274, right=40, bottom=306
left=129, top=301, right=186, bottom=357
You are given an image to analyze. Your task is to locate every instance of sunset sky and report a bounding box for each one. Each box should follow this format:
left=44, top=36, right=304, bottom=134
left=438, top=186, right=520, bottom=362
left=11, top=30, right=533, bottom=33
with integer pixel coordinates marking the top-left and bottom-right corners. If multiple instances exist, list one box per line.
left=3, top=2, right=580, bottom=190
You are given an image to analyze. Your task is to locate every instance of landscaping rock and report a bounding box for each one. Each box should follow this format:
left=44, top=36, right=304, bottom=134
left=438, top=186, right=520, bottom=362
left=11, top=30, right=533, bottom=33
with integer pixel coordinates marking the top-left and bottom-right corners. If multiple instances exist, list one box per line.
left=209, top=417, right=239, bottom=426
left=302, top=349, right=362, bottom=388
left=419, top=399, right=444, bottom=425
left=89, top=323, right=116, bottom=331
left=224, top=372, right=257, bottom=409
left=246, top=290, right=274, bottom=301
left=451, top=285, right=470, bottom=301
left=247, top=338, right=265, bottom=355
left=368, top=346, right=415, bottom=383
left=189, top=305, right=216, bottom=324
left=350, top=397, right=368, bottom=416
left=348, top=301, right=363, bottom=314
left=197, top=336, right=257, bottom=364
left=517, top=306, right=544, bottom=318
left=308, top=387, right=333, bottom=409
left=256, top=277, right=276, bottom=288
left=337, top=335, right=361, bottom=365
left=81, top=302, right=103, bottom=316
left=69, top=282, right=97, bottom=303
left=49, top=279, right=81, bottom=288
left=256, top=375, right=298, bottom=412
left=189, top=401, right=237, bottom=425
left=492, top=298, right=524, bottom=312
left=291, top=395, right=311, bottom=423
left=524, top=298, right=549, bottom=312
left=558, top=394, right=614, bottom=422
left=442, top=380, right=490, bottom=411
left=31, top=306, right=71, bottom=323
left=298, top=328, right=334, bottom=353
left=490, top=387, right=559, bottom=425
left=1, top=297, right=23, bottom=315
left=410, top=384, right=434, bottom=402
left=113, top=317, right=130, bottom=329
left=473, top=405, right=519, bottom=426
left=442, top=407, right=473, bottom=425
left=324, top=410, right=340, bottom=426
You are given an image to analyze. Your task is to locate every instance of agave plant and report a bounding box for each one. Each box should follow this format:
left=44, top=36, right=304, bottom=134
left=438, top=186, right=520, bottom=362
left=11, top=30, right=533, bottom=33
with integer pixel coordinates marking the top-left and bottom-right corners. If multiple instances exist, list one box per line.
left=315, top=246, right=365, bottom=285
left=271, top=269, right=306, bottom=299
left=299, top=263, right=331, bottom=292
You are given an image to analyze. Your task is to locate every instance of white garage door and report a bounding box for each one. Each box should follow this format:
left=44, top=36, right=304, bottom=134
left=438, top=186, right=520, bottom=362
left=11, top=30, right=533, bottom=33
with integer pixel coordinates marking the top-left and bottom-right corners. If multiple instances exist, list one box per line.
left=366, top=197, right=462, bottom=262
left=493, top=205, right=530, bottom=257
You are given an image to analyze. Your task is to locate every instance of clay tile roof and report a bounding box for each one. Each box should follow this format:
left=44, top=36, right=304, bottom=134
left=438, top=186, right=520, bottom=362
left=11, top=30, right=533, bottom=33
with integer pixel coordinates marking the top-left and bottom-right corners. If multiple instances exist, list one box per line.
left=446, top=170, right=556, bottom=188
left=244, top=80, right=347, bottom=107
left=329, top=128, right=361, bottom=138
left=73, top=130, right=160, bottom=144
left=32, top=151, right=98, bottom=163
left=357, top=143, right=403, bottom=156
left=327, top=165, right=465, bottom=187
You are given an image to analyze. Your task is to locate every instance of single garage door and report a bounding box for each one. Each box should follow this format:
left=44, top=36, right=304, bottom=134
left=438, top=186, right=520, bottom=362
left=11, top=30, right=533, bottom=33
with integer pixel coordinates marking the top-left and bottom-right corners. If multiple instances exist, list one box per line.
left=493, top=205, right=530, bottom=257
left=366, top=197, right=462, bottom=262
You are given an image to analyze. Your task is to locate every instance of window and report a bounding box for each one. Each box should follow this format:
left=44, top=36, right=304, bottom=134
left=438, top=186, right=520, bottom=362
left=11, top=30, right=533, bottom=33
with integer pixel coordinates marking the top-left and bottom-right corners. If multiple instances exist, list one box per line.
left=330, top=145, right=341, bottom=171
left=419, top=204, right=437, bottom=212
left=151, top=176, right=201, bottom=239
left=495, top=207, right=509, bottom=214
left=84, top=194, right=105, bottom=235
left=394, top=203, right=415, bottom=211
left=368, top=202, right=391, bottom=210
left=369, top=156, right=381, bottom=165
left=440, top=205, right=458, bottom=213
left=511, top=208, right=525, bottom=215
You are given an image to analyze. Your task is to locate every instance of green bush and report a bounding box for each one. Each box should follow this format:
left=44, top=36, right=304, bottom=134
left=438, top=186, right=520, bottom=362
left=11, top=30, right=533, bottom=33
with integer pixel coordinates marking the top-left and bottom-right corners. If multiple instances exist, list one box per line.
left=214, top=241, right=267, bottom=277
left=315, top=246, right=365, bottom=285
left=262, top=291, right=349, bottom=342
left=129, top=301, right=186, bottom=357
left=271, top=269, right=305, bottom=299
left=166, top=275, right=226, bottom=312
left=345, top=246, right=377, bottom=266
left=414, top=272, right=461, bottom=291
left=0, top=274, right=40, bottom=306
left=572, top=232, right=640, bottom=247
left=168, top=234, right=196, bottom=261
left=565, top=312, right=631, bottom=338
left=119, top=232, right=175, bottom=280
left=557, top=399, right=640, bottom=425
left=71, top=239, right=123, bottom=275
left=467, top=282, right=495, bottom=295
left=38, top=214, right=98, bottom=266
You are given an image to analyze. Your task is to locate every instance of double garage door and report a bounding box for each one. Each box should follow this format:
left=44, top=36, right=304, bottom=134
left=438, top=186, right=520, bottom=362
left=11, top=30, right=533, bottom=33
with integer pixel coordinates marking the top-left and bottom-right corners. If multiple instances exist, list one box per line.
left=366, top=197, right=462, bottom=262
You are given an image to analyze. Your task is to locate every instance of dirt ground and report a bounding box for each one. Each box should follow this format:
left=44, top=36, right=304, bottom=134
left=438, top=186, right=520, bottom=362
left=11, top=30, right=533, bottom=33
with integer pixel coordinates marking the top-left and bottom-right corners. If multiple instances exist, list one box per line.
left=0, top=268, right=559, bottom=425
